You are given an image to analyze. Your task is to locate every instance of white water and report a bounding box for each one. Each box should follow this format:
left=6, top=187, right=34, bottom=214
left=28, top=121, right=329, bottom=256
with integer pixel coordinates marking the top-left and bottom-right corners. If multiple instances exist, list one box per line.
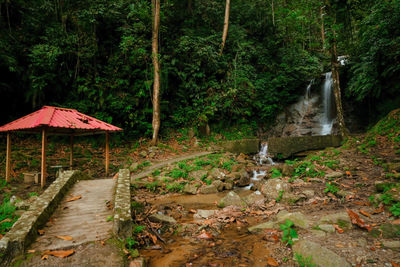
left=320, top=72, right=334, bottom=135
left=246, top=143, right=274, bottom=190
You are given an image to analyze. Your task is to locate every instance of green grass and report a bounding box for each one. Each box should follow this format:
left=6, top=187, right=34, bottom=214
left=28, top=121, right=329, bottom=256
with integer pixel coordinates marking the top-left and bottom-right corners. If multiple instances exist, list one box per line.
left=0, top=201, right=18, bottom=235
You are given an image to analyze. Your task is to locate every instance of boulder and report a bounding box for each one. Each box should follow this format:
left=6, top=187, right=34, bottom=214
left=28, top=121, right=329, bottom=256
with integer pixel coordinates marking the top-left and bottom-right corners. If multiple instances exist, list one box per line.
left=200, top=185, right=218, bottom=194
left=318, top=212, right=351, bottom=229
left=209, top=168, right=225, bottom=180
left=276, top=210, right=311, bottom=229
left=293, top=240, right=351, bottom=267
left=218, top=191, right=246, bottom=208
left=237, top=169, right=250, bottom=187
left=243, top=191, right=265, bottom=206
left=223, top=182, right=233, bottom=190
left=302, top=190, right=315, bottom=198
left=259, top=179, right=290, bottom=200
left=149, top=214, right=177, bottom=224
left=183, top=184, right=198, bottom=195
left=212, top=180, right=224, bottom=191
left=189, top=170, right=208, bottom=181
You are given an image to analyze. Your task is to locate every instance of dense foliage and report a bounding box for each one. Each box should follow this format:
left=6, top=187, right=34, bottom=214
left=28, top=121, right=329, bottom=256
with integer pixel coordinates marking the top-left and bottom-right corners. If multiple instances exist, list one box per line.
left=0, top=0, right=398, bottom=136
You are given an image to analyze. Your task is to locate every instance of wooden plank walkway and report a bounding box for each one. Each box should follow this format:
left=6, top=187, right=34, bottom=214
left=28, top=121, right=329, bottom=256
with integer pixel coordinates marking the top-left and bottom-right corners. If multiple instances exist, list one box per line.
left=30, top=179, right=115, bottom=251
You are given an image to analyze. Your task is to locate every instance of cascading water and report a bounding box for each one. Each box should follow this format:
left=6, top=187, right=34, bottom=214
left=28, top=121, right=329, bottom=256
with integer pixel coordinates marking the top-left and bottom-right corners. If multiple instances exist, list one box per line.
left=246, top=143, right=274, bottom=190
left=320, top=72, right=334, bottom=135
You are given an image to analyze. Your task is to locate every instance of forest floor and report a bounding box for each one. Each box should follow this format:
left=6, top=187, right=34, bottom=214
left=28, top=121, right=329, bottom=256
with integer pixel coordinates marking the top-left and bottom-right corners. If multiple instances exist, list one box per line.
left=1, top=110, right=400, bottom=267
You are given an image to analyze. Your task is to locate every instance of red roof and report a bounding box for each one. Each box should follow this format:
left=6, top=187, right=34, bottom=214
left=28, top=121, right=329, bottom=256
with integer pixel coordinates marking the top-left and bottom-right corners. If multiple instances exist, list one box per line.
left=0, top=106, right=122, bottom=135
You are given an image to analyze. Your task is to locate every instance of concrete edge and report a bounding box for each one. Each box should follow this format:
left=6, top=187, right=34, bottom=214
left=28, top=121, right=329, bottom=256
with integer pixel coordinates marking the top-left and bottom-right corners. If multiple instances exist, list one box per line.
left=0, top=170, right=87, bottom=266
left=113, top=169, right=132, bottom=239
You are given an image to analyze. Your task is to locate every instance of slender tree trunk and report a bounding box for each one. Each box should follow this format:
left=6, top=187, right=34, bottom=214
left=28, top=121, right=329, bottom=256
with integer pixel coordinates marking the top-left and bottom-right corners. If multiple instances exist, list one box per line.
left=271, top=0, right=275, bottom=27
left=320, top=6, right=325, bottom=50
left=151, top=0, right=161, bottom=145
left=220, top=0, right=230, bottom=55
left=330, top=29, right=348, bottom=137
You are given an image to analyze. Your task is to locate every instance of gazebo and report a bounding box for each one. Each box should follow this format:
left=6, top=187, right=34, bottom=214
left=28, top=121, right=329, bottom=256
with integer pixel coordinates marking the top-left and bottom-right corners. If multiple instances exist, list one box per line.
left=0, top=106, right=122, bottom=187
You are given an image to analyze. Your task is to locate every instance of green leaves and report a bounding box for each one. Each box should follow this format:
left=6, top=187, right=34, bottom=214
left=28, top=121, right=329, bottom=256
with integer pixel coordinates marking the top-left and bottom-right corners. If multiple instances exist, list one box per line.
left=280, top=219, right=298, bottom=246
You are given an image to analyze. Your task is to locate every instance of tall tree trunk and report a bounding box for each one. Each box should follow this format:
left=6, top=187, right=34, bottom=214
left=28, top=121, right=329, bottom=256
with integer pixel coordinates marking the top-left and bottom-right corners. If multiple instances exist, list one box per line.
left=220, top=0, right=230, bottom=55
left=271, top=0, right=275, bottom=27
left=320, top=6, right=325, bottom=50
left=330, top=28, right=348, bottom=137
left=151, top=0, right=161, bottom=145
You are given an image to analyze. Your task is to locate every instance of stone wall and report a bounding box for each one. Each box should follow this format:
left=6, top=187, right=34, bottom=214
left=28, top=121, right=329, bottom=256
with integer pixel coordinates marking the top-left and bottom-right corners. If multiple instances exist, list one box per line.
left=0, top=171, right=87, bottom=266
left=268, top=135, right=343, bottom=158
left=217, top=139, right=260, bottom=154
left=113, top=169, right=132, bottom=239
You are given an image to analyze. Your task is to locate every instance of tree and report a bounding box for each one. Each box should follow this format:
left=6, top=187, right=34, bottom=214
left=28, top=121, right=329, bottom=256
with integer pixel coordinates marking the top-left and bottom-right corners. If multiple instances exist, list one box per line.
left=220, top=0, right=231, bottom=55
left=151, top=0, right=161, bottom=145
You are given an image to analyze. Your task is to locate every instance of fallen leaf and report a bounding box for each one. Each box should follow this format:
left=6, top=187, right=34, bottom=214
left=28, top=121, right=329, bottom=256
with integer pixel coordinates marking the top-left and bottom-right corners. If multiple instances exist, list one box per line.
left=149, top=233, right=157, bottom=244
left=392, top=262, right=400, bottom=267
left=370, top=246, right=376, bottom=251
left=353, top=201, right=370, bottom=206
left=66, top=195, right=82, bottom=202
left=42, top=250, right=75, bottom=258
left=335, top=244, right=345, bottom=248
left=56, top=235, right=73, bottom=241
left=0, top=234, right=3, bottom=239
left=267, top=256, right=279, bottom=266
left=346, top=171, right=351, bottom=176
left=41, top=255, right=49, bottom=260
left=101, top=241, right=105, bottom=246
left=333, top=224, right=344, bottom=234
left=359, top=210, right=371, bottom=218
left=113, top=173, right=119, bottom=179
left=346, top=208, right=372, bottom=231
left=28, top=249, right=35, bottom=253
left=189, top=209, right=197, bottom=213
left=123, top=248, right=130, bottom=255
left=197, top=231, right=213, bottom=240
left=0, top=218, right=12, bottom=224
left=392, top=219, right=400, bottom=225
left=373, top=206, right=385, bottom=214
left=38, top=229, right=45, bottom=235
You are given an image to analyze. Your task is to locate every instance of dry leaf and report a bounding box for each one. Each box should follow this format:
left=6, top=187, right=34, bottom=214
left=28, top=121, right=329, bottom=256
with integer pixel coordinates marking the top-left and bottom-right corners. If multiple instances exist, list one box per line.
left=345, top=171, right=351, bottom=176
left=335, top=244, right=345, bottom=248
left=28, top=249, right=35, bottom=253
left=43, top=249, right=75, bottom=258
left=346, top=208, right=372, bottom=231
left=359, top=210, right=371, bottom=218
left=56, top=235, right=73, bottom=241
left=123, top=248, right=130, bottom=255
left=149, top=233, right=157, bottom=244
left=101, top=241, right=105, bottom=246
left=333, top=224, right=344, bottom=234
left=189, top=209, right=197, bottom=213
left=113, top=173, right=119, bottom=179
left=38, top=229, right=45, bottom=235
left=41, top=255, right=49, bottom=260
left=373, top=206, right=385, bottom=214
left=66, top=195, right=82, bottom=202
left=0, top=218, right=12, bottom=224
left=392, top=262, right=400, bottom=267
left=197, top=231, right=213, bottom=240
left=392, top=219, right=400, bottom=225
left=267, top=256, right=279, bottom=266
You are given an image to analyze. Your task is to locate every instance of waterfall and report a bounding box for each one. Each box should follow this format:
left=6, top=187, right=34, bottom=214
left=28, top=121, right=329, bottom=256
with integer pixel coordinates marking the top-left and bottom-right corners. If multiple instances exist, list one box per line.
left=246, top=143, right=274, bottom=190
left=320, top=72, right=334, bottom=135
left=305, top=79, right=314, bottom=102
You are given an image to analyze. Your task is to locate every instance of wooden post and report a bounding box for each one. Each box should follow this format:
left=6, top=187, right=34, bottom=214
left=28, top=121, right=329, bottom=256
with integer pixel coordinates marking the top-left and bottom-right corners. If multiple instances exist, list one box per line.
left=105, top=131, right=109, bottom=176
left=41, top=128, right=47, bottom=188
left=5, top=133, right=11, bottom=182
left=70, top=135, right=74, bottom=170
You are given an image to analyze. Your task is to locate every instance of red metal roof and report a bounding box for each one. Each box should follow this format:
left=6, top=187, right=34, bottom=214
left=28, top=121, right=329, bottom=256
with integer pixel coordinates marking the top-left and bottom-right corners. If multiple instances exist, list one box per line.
left=0, top=106, right=122, bottom=135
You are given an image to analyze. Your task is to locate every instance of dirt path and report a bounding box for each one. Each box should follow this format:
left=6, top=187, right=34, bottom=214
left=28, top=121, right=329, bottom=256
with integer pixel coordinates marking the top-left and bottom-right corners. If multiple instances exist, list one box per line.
left=19, top=179, right=123, bottom=267
left=131, top=151, right=213, bottom=180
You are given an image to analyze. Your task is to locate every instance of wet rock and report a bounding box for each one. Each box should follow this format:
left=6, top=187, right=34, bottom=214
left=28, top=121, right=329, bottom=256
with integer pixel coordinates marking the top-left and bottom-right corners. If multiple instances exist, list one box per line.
left=243, top=191, right=265, bottom=206
left=189, top=170, right=208, bottom=181
left=237, top=169, right=250, bottom=187
left=319, top=224, right=335, bottom=233
left=248, top=221, right=278, bottom=233
left=194, top=210, right=217, bottom=220
left=212, top=180, right=224, bottom=191
left=281, top=164, right=295, bottom=176
left=382, top=240, right=400, bottom=250
left=129, top=162, right=139, bottom=172
left=149, top=214, right=177, bottom=224
left=302, top=190, right=315, bottom=198
left=293, top=240, right=351, bottom=267
left=379, top=223, right=400, bottom=238
left=200, top=185, right=218, bottom=194
left=325, top=171, right=343, bottom=179
left=318, top=212, right=351, bottom=229
left=183, top=184, right=198, bottom=195
left=218, top=191, right=246, bottom=208
left=259, top=179, right=290, bottom=200
left=276, top=210, right=311, bottom=229
left=209, top=168, right=225, bottom=180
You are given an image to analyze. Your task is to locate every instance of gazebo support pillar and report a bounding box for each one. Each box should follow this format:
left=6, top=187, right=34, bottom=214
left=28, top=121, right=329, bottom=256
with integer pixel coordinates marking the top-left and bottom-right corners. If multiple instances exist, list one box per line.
left=70, top=135, right=74, bottom=170
left=5, top=133, right=11, bottom=182
left=105, top=131, right=109, bottom=176
left=41, top=128, right=47, bottom=188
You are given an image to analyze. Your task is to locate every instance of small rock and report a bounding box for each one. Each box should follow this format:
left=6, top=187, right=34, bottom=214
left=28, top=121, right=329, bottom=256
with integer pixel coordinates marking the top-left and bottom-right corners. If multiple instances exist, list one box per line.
left=318, top=224, right=335, bottom=233
left=248, top=221, right=278, bottom=233
left=302, top=190, right=315, bottom=198
left=293, top=240, right=351, bottom=267
left=357, top=238, right=367, bottom=247
left=243, top=191, right=265, bottom=206
left=276, top=210, right=311, bottom=229
left=200, top=185, right=218, bottom=194
left=379, top=223, right=400, bottom=238
left=281, top=193, right=306, bottom=204
left=183, top=184, right=197, bottom=195
left=382, top=241, right=400, bottom=250
left=194, top=210, right=217, bottom=220
left=209, top=168, right=225, bottom=180
left=259, top=179, right=290, bottom=200
left=218, top=191, right=246, bottom=208
left=309, top=230, right=327, bottom=238
left=149, top=214, right=177, bottom=224
left=237, top=169, right=250, bottom=187
left=223, top=182, right=233, bottom=190
left=189, top=170, right=208, bottom=181
left=318, top=212, right=351, bottom=229
left=325, top=171, right=343, bottom=179
left=231, top=164, right=244, bottom=172
left=139, top=151, right=147, bottom=158
left=129, top=257, right=146, bottom=267
left=336, top=190, right=353, bottom=198
left=212, top=180, right=224, bottom=191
